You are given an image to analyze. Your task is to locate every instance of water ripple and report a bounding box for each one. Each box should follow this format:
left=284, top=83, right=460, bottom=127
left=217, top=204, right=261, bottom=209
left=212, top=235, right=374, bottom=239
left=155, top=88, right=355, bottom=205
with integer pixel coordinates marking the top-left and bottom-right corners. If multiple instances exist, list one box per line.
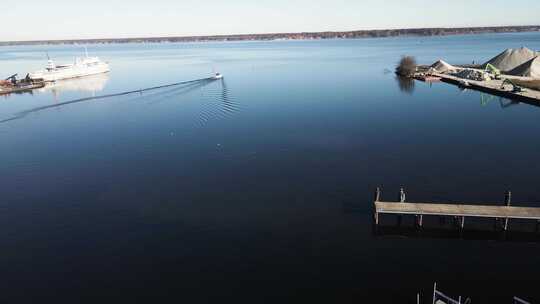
left=197, top=79, right=239, bottom=128
left=0, top=77, right=215, bottom=124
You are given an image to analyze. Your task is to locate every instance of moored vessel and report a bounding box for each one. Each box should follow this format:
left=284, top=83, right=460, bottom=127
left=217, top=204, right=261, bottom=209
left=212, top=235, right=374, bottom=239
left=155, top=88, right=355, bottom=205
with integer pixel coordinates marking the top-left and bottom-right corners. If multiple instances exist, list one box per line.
left=29, top=51, right=110, bottom=82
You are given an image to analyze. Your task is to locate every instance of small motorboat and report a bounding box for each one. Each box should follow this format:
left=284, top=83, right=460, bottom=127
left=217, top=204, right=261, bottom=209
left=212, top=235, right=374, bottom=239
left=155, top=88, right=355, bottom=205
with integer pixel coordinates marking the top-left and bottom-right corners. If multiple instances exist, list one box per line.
left=212, top=72, right=223, bottom=80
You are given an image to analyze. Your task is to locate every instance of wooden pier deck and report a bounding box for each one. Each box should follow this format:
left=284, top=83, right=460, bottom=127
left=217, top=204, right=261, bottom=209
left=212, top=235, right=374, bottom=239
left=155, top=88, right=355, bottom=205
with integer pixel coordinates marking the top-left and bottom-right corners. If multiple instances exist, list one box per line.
left=375, top=202, right=540, bottom=220
left=373, top=188, right=540, bottom=231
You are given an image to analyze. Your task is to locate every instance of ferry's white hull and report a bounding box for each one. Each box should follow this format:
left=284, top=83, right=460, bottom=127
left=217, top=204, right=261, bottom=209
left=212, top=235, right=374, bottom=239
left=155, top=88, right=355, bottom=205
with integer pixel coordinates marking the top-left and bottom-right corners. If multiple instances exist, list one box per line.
left=29, top=62, right=110, bottom=82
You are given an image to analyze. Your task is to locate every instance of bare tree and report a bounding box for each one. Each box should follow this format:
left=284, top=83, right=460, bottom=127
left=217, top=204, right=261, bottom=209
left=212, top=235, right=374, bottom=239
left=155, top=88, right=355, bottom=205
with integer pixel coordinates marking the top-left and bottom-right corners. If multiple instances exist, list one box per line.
left=395, top=56, right=417, bottom=77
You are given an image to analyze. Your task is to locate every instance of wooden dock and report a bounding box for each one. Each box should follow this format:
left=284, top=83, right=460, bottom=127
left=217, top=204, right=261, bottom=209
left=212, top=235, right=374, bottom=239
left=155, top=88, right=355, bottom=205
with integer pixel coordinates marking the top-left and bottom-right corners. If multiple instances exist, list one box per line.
left=373, top=188, right=540, bottom=231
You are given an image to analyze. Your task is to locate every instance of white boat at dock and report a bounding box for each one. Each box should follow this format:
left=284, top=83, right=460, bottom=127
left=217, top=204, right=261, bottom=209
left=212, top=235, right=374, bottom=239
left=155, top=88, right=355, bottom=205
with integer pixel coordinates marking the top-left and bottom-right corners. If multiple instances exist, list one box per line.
left=29, top=50, right=110, bottom=82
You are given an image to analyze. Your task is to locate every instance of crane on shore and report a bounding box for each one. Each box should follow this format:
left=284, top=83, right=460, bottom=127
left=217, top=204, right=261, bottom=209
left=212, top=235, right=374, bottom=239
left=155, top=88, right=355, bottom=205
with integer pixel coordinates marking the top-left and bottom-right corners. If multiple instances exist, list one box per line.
left=500, top=78, right=525, bottom=93
left=485, top=63, right=501, bottom=79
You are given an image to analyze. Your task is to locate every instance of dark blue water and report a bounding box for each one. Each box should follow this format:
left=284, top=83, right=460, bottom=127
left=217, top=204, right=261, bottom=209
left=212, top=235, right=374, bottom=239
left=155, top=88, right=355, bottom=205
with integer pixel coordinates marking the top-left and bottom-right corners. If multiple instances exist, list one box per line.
left=1, top=32, right=540, bottom=303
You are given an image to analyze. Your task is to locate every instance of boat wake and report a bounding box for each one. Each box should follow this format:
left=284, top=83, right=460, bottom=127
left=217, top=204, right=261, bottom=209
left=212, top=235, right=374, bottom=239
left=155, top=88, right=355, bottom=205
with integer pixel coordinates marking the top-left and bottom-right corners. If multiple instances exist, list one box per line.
left=197, top=79, right=239, bottom=128
left=0, top=77, right=216, bottom=124
left=142, top=80, right=213, bottom=105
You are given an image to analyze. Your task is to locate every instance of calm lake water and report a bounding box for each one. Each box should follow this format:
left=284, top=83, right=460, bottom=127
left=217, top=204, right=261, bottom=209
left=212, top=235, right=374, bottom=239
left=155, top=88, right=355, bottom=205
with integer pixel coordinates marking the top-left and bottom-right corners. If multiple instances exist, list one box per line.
left=1, top=32, right=540, bottom=303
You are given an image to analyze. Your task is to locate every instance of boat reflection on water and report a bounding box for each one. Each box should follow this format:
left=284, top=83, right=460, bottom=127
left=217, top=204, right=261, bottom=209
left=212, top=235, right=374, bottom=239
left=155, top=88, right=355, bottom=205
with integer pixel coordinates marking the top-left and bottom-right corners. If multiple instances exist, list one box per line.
left=39, top=73, right=110, bottom=99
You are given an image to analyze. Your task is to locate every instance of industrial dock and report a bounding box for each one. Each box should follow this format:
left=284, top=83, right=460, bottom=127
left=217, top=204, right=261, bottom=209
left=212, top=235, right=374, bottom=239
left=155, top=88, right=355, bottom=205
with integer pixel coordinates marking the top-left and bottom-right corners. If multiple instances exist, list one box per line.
left=430, top=72, right=540, bottom=104
left=411, top=46, right=540, bottom=104
left=0, top=74, right=45, bottom=96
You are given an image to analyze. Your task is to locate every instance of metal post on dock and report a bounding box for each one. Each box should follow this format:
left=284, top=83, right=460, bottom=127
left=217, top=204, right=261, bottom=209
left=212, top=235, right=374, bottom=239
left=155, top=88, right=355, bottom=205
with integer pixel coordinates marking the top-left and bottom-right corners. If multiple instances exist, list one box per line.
left=432, top=282, right=437, bottom=304
left=505, top=191, right=512, bottom=206
left=504, top=191, right=512, bottom=231
left=374, top=187, right=381, bottom=225
left=400, top=187, right=406, bottom=202
left=375, top=187, right=381, bottom=202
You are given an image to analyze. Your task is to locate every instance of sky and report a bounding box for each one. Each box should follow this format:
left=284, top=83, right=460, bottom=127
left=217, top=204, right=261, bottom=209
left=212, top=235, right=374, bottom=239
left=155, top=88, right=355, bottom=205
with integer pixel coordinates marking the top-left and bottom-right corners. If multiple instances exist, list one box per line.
left=2, top=0, right=540, bottom=41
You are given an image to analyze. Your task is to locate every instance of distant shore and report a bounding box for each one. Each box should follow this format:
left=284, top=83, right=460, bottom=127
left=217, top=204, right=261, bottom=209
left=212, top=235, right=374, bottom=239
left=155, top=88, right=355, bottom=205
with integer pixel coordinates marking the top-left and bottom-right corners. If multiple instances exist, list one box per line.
left=2, top=25, right=539, bottom=46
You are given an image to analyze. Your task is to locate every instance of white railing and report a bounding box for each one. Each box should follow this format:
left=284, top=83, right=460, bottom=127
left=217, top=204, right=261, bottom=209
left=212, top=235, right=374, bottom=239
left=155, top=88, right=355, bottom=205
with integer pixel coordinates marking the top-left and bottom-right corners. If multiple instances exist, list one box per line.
left=432, top=283, right=463, bottom=304
left=431, top=283, right=529, bottom=304
left=514, top=297, right=531, bottom=304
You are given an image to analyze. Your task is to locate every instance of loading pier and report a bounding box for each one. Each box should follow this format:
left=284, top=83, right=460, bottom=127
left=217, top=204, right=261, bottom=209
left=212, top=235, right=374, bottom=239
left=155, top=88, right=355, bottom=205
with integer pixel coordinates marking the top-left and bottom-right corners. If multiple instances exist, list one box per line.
left=373, top=188, right=540, bottom=231
left=433, top=73, right=540, bottom=105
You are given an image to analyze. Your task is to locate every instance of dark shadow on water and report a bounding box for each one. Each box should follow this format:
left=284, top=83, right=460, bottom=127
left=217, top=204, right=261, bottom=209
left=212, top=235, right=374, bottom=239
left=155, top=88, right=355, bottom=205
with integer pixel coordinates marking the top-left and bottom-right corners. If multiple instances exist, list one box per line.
left=395, top=75, right=415, bottom=94
left=374, top=223, right=540, bottom=243
left=0, top=89, right=36, bottom=99
left=499, top=98, right=520, bottom=108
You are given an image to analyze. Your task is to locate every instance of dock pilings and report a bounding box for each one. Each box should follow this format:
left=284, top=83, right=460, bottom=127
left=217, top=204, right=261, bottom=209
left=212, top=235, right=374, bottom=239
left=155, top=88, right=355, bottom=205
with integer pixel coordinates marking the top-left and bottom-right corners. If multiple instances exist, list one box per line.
left=374, top=187, right=381, bottom=225
left=504, top=190, right=512, bottom=231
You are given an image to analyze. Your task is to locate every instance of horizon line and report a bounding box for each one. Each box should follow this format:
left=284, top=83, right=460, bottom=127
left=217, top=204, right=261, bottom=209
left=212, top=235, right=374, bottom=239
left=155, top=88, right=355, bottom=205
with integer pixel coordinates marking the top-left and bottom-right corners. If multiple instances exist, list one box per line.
left=2, top=25, right=539, bottom=45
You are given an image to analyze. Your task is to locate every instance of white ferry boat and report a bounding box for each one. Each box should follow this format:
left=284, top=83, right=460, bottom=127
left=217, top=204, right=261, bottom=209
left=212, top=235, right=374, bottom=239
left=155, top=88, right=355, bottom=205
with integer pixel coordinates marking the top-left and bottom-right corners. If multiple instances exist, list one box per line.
left=29, top=51, right=110, bottom=82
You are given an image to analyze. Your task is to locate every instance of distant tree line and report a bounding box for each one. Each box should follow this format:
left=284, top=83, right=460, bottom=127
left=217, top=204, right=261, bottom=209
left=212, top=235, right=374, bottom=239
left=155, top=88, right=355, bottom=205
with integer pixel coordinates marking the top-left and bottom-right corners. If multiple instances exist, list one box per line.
left=2, top=26, right=540, bottom=46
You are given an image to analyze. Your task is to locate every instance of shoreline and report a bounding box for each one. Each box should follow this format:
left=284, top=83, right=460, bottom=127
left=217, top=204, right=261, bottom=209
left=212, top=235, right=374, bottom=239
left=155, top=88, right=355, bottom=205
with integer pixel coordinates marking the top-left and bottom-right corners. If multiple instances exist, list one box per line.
left=2, top=25, right=539, bottom=47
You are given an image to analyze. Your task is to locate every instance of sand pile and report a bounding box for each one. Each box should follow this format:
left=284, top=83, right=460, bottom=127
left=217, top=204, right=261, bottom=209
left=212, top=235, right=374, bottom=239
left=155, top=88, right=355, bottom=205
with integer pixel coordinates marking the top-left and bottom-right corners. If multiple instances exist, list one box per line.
left=508, top=56, right=540, bottom=78
left=430, top=60, right=457, bottom=73
left=482, top=47, right=538, bottom=72
left=455, top=69, right=489, bottom=81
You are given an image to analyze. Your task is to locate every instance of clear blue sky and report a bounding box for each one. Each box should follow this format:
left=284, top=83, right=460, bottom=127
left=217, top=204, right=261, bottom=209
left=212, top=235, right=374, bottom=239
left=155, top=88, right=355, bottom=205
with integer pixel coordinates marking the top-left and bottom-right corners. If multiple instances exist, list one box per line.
left=3, top=0, right=540, bottom=41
